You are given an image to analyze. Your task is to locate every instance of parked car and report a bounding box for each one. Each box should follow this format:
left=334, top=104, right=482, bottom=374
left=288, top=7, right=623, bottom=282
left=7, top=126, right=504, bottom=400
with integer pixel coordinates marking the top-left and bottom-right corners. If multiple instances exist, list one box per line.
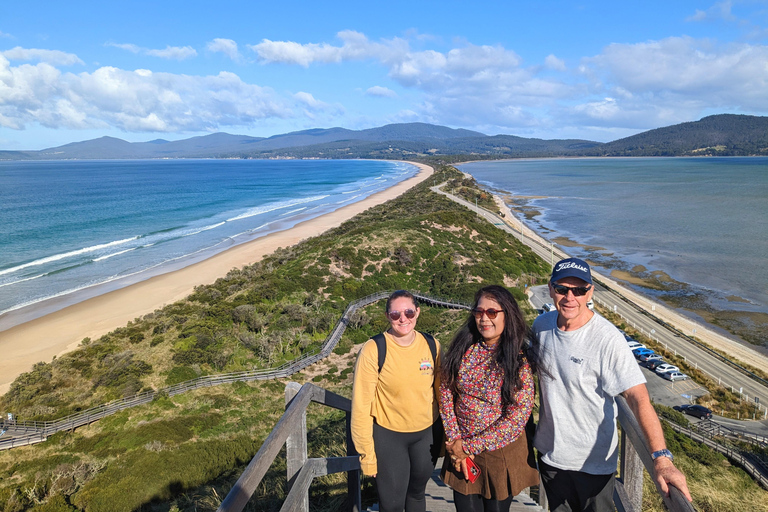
left=655, top=364, right=680, bottom=374
left=623, top=333, right=635, bottom=341
left=673, top=404, right=713, bottom=419
left=638, top=353, right=663, bottom=363
left=662, top=371, right=689, bottom=382
left=587, top=300, right=594, bottom=310
left=627, top=341, right=646, bottom=350
left=632, top=348, right=655, bottom=359
left=543, top=303, right=557, bottom=312
left=644, top=359, right=667, bottom=371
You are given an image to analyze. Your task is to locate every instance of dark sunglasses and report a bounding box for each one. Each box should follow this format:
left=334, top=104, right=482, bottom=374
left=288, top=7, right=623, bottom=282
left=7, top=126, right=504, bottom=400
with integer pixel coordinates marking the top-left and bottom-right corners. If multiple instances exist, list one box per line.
left=552, top=284, right=592, bottom=297
left=471, top=307, right=503, bottom=319
left=388, top=309, right=417, bottom=321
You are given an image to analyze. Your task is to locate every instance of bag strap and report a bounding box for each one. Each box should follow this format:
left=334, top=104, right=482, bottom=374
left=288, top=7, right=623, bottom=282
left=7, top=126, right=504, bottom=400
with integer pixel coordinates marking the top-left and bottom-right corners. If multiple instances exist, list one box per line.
left=373, top=331, right=436, bottom=373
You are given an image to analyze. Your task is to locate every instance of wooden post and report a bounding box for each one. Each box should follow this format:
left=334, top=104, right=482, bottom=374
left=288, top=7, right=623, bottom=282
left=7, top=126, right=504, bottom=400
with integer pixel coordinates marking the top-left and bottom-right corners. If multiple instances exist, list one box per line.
left=620, top=429, right=643, bottom=510
left=285, top=382, right=308, bottom=512
left=346, top=410, right=362, bottom=512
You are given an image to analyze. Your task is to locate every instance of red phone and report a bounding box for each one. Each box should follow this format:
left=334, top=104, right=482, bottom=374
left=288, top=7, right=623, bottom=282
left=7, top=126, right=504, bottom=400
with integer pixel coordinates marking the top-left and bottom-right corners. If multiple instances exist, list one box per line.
left=465, top=457, right=481, bottom=483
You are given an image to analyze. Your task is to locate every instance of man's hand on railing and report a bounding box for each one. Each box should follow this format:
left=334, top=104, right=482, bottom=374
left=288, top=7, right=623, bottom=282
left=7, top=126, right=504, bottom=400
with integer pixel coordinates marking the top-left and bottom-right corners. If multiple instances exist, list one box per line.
left=653, top=451, right=692, bottom=501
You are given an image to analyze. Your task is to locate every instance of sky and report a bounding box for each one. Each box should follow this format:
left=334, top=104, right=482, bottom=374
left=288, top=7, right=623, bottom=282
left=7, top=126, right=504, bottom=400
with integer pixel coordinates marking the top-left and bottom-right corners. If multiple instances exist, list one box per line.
left=1, top=1, right=768, bottom=150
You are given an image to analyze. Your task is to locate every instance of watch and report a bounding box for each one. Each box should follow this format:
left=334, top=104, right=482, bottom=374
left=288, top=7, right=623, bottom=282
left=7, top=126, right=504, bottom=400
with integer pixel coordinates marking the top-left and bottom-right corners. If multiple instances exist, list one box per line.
left=651, top=449, right=674, bottom=462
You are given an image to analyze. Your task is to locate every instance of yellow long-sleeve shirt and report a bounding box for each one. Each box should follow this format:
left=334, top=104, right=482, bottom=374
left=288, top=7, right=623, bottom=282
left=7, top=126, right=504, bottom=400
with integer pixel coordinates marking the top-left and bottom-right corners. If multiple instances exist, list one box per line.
left=350, top=332, right=440, bottom=475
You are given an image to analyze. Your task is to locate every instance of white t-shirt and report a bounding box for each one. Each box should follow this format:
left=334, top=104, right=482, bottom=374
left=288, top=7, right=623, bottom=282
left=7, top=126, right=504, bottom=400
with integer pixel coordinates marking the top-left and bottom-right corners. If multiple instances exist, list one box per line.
left=533, top=311, right=645, bottom=475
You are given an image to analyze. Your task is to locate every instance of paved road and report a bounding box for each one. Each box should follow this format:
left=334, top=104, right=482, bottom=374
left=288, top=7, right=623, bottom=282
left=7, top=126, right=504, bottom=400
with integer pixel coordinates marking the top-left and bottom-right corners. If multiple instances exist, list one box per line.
left=432, top=184, right=768, bottom=436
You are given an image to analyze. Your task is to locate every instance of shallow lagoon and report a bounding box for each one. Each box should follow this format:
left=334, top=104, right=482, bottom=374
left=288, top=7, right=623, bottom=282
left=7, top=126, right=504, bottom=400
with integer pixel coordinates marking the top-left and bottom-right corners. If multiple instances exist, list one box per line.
left=460, top=157, right=768, bottom=347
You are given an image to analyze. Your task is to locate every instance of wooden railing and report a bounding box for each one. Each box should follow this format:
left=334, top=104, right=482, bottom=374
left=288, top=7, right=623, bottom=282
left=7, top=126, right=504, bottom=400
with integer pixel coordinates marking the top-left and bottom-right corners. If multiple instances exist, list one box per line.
left=217, top=382, right=361, bottom=512
left=0, top=290, right=470, bottom=450
left=614, top=396, right=696, bottom=512
left=218, top=384, right=698, bottom=512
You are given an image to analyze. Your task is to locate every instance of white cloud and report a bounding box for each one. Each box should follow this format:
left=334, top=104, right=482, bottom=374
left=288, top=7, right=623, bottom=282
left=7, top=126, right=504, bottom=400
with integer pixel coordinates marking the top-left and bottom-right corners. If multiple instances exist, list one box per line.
left=366, top=86, right=397, bottom=98
left=585, top=37, right=768, bottom=109
left=1, top=47, right=83, bottom=66
left=686, top=1, right=737, bottom=22
left=107, top=43, right=197, bottom=60
left=292, top=92, right=344, bottom=121
left=0, top=56, right=291, bottom=132
left=544, top=54, right=566, bottom=71
left=250, top=39, right=343, bottom=67
left=687, top=9, right=709, bottom=22
left=207, top=38, right=240, bottom=60
left=249, top=30, right=407, bottom=67
left=294, top=91, right=325, bottom=108
left=106, top=42, right=141, bottom=53
left=145, top=46, right=197, bottom=60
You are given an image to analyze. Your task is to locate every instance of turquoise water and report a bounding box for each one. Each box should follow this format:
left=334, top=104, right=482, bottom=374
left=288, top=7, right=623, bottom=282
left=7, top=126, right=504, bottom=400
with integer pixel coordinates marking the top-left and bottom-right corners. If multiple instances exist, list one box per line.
left=0, top=159, right=416, bottom=319
left=459, top=157, right=768, bottom=320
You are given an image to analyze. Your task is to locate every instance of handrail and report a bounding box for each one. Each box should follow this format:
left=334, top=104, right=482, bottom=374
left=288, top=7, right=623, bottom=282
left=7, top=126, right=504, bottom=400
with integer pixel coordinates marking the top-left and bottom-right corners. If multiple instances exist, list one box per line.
left=220, top=386, right=704, bottom=511
left=0, top=290, right=469, bottom=450
left=616, top=396, right=696, bottom=512
left=217, top=382, right=360, bottom=512
left=666, top=421, right=768, bottom=490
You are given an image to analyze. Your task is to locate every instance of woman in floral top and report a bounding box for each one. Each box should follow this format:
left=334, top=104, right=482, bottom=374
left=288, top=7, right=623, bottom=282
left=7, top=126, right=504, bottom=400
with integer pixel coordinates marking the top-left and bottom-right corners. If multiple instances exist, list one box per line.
left=439, top=285, right=539, bottom=511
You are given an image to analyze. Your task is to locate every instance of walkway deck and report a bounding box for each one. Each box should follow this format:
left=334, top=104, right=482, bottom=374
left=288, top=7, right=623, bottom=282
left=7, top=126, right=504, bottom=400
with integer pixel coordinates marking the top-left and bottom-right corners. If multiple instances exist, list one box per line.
left=368, top=458, right=543, bottom=512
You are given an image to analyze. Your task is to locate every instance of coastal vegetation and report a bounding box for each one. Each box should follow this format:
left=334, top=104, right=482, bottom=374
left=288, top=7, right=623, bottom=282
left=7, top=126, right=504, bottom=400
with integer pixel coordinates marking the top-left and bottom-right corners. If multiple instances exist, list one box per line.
left=1, top=165, right=765, bottom=511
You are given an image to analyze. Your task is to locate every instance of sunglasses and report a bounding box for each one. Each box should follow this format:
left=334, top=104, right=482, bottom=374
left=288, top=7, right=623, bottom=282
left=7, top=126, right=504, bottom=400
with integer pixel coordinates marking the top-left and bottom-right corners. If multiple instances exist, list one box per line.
left=552, top=284, right=592, bottom=297
left=471, top=307, right=503, bottom=319
left=388, top=309, right=417, bottom=321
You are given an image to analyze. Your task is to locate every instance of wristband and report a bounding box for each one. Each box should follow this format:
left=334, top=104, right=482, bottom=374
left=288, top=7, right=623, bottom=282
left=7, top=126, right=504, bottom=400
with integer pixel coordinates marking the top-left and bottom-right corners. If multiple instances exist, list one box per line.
left=651, top=449, right=674, bottom=462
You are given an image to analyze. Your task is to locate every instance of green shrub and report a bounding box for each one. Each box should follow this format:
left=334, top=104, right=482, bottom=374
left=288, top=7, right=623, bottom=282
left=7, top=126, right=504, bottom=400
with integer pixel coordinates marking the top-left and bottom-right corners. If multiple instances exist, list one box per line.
left=29, top=494, right=77, bottom=512
left=72, top=436, right=260, bottom=512
left=165, top=366, right=199, bottom=386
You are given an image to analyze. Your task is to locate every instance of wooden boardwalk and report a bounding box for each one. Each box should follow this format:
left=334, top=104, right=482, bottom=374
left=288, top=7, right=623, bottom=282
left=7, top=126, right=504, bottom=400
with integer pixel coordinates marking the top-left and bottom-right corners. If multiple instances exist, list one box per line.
left=367, top=458, right=543, bottom=512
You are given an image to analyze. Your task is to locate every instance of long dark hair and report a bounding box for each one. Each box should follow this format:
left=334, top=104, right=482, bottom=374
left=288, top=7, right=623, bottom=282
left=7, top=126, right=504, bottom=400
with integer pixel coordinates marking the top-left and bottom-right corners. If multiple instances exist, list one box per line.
left=441, top=285, right=532, bottom=410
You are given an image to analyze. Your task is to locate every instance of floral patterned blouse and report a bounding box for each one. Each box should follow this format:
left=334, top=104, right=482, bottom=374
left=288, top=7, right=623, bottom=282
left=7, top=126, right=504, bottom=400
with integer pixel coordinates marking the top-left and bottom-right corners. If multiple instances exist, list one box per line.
left=439, top=341, right=534, bottom=455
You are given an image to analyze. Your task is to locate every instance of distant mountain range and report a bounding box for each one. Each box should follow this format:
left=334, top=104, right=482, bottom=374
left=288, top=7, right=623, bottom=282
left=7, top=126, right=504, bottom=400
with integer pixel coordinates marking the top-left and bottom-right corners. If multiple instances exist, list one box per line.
left=2, top=114, right=766, bottom=161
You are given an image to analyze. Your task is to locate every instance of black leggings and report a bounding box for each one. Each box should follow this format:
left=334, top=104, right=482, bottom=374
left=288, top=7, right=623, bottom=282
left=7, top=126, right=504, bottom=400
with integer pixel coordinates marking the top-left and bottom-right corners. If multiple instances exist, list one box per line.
left=452, top=491, right=515, bottom=512
left=373, top=422, right=435, bottom=512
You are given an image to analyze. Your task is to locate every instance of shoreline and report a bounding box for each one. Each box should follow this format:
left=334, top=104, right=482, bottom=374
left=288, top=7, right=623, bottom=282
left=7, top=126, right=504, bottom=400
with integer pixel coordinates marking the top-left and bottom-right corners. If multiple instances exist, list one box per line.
left=487, top=196, right=768, bottom=373
left=0, top=161, right=433, bottom=395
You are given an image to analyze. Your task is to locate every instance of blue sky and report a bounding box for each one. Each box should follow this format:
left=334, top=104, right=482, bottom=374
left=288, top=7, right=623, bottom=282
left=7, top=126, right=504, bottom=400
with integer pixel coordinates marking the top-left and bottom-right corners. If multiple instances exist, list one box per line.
left=1, top=0, right=767, bottom=149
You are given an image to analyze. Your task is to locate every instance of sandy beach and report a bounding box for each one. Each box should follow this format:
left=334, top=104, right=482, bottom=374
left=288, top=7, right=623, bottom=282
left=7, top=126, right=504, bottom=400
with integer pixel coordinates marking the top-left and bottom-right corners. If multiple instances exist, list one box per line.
left=0, top=162, right=433, bottom=395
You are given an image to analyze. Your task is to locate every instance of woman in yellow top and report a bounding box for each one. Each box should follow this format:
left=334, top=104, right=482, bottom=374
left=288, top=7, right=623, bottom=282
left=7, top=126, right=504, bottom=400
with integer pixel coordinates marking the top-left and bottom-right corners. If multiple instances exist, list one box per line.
left=351, top=290, right=441, bottom=512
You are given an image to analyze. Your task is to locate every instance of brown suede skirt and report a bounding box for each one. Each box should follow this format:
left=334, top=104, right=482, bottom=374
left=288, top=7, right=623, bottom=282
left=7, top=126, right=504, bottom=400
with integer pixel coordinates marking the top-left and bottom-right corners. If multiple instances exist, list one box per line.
left=440, top=429, right=539, bottom=500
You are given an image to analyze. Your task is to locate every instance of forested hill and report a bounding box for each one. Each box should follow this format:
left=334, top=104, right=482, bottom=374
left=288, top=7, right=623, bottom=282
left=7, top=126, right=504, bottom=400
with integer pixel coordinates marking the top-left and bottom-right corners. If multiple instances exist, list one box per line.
left=576, top=114, right=768, bottom=157
left=1, top=114, right=766, bottom=160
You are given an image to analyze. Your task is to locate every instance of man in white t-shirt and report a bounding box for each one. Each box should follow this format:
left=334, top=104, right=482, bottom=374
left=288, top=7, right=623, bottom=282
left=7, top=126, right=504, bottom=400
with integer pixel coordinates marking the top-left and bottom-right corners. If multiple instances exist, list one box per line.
left=533, top=257, right=691, bottom=511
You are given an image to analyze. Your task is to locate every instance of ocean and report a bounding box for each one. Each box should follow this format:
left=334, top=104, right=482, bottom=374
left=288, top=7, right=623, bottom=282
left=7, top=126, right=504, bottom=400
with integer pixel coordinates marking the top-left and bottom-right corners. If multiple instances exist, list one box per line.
left=0, top=159, right=417, bottom=322
left=459, top=157, right=768, bottom=342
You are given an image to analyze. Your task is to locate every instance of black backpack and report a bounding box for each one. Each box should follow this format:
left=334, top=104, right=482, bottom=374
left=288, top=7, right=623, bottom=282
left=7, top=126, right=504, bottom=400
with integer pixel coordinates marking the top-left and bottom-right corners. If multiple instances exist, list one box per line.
left=371, top=331, right=437, bottom=372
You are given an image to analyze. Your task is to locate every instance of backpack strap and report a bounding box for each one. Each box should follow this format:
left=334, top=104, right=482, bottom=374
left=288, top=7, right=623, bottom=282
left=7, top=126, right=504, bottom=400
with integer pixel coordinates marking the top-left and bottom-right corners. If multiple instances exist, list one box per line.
left=373, top=331, right=437, bottom=373
left=372, top=333, right=387, bottom=373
